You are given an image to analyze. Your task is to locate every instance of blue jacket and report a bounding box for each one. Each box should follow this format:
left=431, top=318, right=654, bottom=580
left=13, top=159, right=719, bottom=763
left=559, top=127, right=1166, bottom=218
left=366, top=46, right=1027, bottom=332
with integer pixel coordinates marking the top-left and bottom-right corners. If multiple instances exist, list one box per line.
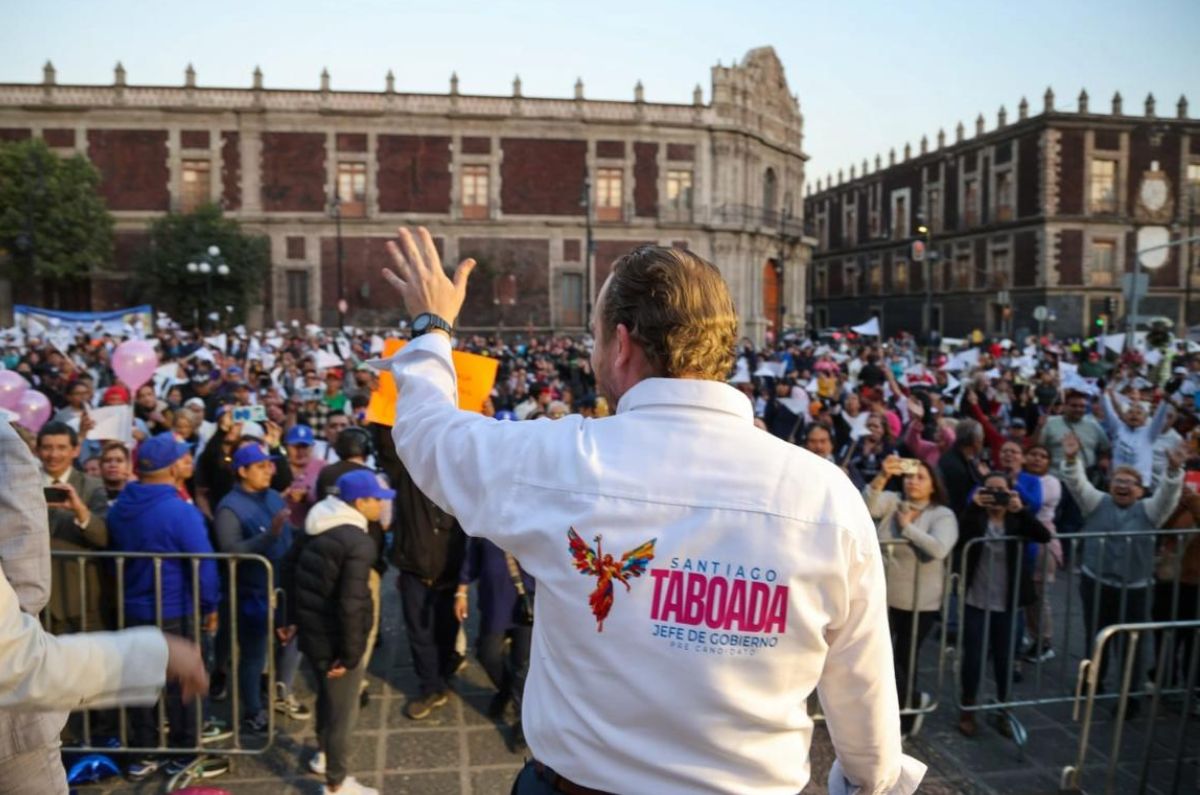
left=107, top=482, right=220, bottom=622
left=458, top=537, right=535, bottom=636
left=214, top=486, right=292, bottom=621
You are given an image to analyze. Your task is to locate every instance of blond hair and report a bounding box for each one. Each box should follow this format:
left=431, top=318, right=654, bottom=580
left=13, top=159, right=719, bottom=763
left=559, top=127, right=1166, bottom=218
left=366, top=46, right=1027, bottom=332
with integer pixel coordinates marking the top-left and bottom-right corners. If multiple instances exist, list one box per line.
left=601, top=246, right=738, bottom=381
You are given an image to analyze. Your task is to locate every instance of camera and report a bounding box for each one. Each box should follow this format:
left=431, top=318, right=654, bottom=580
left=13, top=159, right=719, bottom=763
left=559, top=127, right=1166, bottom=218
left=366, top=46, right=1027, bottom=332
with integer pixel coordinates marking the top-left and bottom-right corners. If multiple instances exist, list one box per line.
left=981, top=487, right=1010, bottom=506
left=231, top=405, right=267, bottom=424
left=896, top=458, right=920, bottom=476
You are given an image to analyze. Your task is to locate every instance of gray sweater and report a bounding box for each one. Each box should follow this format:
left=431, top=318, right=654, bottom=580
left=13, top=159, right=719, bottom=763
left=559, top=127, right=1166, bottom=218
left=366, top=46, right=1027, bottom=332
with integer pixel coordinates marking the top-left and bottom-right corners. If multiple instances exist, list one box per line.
left=864, top=487, right=958, bottom=612
left=1059, top=457, right=1182, bottom=587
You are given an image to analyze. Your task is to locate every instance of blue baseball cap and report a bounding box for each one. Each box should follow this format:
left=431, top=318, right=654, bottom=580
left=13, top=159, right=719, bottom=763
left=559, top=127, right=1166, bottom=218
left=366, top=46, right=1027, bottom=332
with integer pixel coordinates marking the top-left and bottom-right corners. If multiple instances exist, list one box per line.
left=232, top=442, right=271, bottom=471
left=284, top=424, right=315, bottom=446
left=336, top=470, right=396, bottom=502
left=137, top=432, right=190, bottom=473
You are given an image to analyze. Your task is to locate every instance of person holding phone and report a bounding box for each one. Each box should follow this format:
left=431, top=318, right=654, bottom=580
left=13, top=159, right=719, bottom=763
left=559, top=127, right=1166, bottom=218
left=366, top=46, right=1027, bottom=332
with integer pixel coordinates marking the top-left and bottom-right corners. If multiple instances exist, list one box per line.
left=955, top=472, right=1051, bottom=737
left=864, top=455, right=957, bottom=738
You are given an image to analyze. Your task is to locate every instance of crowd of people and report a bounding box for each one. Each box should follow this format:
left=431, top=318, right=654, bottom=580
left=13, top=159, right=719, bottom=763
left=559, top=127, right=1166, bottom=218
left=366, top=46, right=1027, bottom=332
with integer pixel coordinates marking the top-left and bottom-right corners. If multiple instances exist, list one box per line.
left=2, top=308, right=1200, bottom=790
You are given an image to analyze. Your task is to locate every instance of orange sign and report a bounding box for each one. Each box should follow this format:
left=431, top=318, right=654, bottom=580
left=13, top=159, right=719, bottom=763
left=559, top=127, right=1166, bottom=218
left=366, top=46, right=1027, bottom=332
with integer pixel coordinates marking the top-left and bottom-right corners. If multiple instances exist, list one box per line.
left=365, top=339, right=500, bottom=426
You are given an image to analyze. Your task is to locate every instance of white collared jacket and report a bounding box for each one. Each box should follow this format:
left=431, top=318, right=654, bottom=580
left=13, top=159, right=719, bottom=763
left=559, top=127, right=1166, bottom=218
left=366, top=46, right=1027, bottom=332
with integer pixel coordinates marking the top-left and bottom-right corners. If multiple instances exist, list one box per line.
left=384, top=334, right=925, bottom=795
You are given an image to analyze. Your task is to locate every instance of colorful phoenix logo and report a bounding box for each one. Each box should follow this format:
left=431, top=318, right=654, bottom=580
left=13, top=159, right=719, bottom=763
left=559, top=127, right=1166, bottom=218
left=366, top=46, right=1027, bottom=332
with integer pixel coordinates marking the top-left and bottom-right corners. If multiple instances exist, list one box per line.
left=567, top=527, right=656, bottom=632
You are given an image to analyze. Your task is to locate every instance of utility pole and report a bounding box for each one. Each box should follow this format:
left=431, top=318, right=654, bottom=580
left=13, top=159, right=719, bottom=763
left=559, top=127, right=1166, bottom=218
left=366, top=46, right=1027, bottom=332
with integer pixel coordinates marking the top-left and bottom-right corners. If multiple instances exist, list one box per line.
left=582, top=170, right=595, bottom=324
left=330, top=186, right=345, bottom=328
left=1187, top=184, right=1198, bottom=328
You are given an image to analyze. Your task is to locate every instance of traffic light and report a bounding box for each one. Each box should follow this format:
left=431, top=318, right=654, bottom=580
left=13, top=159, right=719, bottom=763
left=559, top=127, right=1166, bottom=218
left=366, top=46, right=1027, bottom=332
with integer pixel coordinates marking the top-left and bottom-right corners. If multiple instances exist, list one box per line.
left=1095, top=314, right=1108, bottom=329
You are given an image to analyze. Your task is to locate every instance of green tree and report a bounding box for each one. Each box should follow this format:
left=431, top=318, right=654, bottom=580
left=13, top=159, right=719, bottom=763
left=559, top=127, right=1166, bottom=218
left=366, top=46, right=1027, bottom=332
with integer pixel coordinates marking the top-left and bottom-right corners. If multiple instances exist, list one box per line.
left=0, top=138, right=115, bottom=296
left=132, top=203, right=269, bottom=328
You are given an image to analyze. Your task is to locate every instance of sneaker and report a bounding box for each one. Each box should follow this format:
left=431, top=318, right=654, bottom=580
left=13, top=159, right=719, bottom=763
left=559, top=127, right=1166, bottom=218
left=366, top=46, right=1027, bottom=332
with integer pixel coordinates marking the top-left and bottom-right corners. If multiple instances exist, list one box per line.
left=201, top=717, right=233, bottom=743
left=901, top=692, right=933, bottom=739
left=125, top=757, right=161, bottom=781
left=308, top=750, right=326, bottom=776
left=242, top=711, right=271, bottom=734
left=992, top=710, right=1015, bottom=739
left=323, top=775, right=378, bottom=795
left=274, top=682, right=312, bottom=720
left=404, top=690, right=449, bottom=720
left=1023, top=646, right=1056, bottom=664
left=163, top=755, right=230, bottom=779
left=210, top=670, right=228, bottom=702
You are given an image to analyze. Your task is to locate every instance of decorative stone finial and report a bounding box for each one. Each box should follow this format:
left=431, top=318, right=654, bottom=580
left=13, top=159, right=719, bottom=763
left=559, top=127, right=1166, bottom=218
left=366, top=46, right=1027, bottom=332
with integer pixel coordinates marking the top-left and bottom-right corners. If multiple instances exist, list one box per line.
left=850, top=165, right=856, bottom=180
left=1112, top=92, right=1123, bottom=115
left=937, top=128, right=945, bottom=149
left=634, top=80, right=644, bottom=103
left=320, top=68, right=330, bottom=92
left=574, top=77, right=584, bottom=100
left=385, top=70, right=395, bottom=93
left=42, top=60, right=56, bottom=86
left=1018, top=96, right=1029, bottom=120
left=185, top=63, right=196, bottom=88
left=512, top=74, right=522, bottom=97
left=975, top=113, right=985, bottom=136
left=1044, top=87, right=1054, bottom=112
left=997, top=106, right=1007, bottom=127
left=903, top=142, right=911, bottom=160
left=920, top=135, right=928, bottom=155
left=252, top=66, right=263, bottom=90
left=1145, top=93, right=1156, bottom=117
left=114, top=61, right=126, bottom=86
left=1179, top=95, right=1189, bottom=119
left=450, top=72, right=459, bottom=95
left=888, top=148, right=896, bottom=167
left=862, top=158, right=868, bottom=175
left=956, top=121, right=964, bottom=142
left=874, top=154, right=882, bottom=171
left=1078, top=89, right=1088, bottom=113
left=837, top=168, right=843, bottom=184
left=693, top=84, right=703, bottom=106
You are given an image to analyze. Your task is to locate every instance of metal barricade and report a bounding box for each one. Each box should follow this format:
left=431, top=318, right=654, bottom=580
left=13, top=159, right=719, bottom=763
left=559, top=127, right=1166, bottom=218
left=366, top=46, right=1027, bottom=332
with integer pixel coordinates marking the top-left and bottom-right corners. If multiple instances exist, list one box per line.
left=1060, top=620, right=1200, bottom=795
left=952, top=528, right=1200, bottom=750
left=45, top=549, right=278, bottom=761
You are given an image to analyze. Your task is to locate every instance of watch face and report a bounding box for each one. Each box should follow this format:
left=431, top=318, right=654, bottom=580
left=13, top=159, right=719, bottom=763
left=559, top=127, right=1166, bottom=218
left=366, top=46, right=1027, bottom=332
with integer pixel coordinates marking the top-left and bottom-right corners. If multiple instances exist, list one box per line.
left=412, top=314, right=430, bottom=332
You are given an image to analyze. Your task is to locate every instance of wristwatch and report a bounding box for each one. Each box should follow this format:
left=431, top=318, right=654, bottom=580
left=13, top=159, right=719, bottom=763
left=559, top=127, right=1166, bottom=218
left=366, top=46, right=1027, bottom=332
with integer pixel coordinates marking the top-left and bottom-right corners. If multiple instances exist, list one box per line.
left=411, top=313, right=453, bottom=337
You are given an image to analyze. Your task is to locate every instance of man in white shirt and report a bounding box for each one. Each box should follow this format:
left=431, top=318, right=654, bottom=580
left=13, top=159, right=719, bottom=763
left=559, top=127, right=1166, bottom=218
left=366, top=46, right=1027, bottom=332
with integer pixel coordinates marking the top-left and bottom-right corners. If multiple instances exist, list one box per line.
left=373, top=227, right=924, bottom=795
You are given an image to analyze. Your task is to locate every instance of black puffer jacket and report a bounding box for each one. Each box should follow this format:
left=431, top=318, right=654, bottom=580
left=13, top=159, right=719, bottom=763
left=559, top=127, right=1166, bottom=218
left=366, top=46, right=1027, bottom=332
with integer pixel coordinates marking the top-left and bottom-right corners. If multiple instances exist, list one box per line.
left=288, top=497, right=376, bottom=673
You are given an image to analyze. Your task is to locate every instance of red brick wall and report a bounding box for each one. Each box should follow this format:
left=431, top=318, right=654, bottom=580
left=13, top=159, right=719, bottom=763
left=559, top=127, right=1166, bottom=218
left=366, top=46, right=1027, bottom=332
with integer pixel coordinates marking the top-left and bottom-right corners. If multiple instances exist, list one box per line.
left=318, top=234, right=443, bottom=325
left=1057, top=229, right=1083, bottom=285
left=43, top=128, right=75, bottom=147
left=336, top=133, right=367, bottom=152
left=461, top=137, right=491, bottom=155
left=221, top=131, right=240, bottom=210
left=0, top=128, right=31, bottom=142
left=596, top=140, right=625, bottom=159
left=633, top=142, right=658, bottom=218
left=457, top=237, right=550, bottom=326
left=376, top=134, right=451, bottom=213
left=666, top=143, right=694, bottom=161
left=562, top=239, right=581, bottom=262
left=974, top=238, right=988, bottom=289
left=1013, top=230, right=1038, bottom=287
left=113, top=231, right=150, bottom=272
left=1094, top=130, right=1120, bottom=151
left=499, top=138, right=586, bottom=215
left=87, top=129, right=170, bottom=211
left=181, top=130, right=210, bottom=149
left=261, top=132, right=326, bottom=212
left=1057, top=129, right=1085, bottom=215
left=1017, top=133, right=1040, bottom=218
left=594, top=239, right=655, bottom=296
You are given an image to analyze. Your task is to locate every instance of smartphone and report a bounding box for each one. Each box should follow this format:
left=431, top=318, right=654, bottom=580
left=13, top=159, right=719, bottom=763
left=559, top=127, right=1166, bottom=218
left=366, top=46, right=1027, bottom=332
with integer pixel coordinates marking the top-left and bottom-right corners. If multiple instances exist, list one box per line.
left=44, top=486, right=69, bottom=504
left=231, top=405, right=267, bottom=424
left=897, top=458, right=920, bottom=475
left=982, top=487, right=1010, bottom=506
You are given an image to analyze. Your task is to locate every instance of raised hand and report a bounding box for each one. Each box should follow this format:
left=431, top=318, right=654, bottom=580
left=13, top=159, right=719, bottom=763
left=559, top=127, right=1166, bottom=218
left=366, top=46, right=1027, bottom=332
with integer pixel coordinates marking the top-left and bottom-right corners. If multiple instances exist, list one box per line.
left=383, top=227, right=476, bottom=327
left=1062, top=432, right=1081, bottom=461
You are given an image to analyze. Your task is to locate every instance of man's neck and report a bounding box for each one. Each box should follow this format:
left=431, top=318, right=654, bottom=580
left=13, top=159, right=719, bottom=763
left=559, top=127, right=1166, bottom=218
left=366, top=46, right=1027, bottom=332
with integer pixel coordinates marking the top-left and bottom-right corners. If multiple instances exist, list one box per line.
left=45, top=466, right=70, bottom=481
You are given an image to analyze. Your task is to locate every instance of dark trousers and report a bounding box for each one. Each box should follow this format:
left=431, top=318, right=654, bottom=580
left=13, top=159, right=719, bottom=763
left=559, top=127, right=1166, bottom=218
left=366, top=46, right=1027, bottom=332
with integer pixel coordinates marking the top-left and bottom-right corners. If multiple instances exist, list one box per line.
left=478, top=626, right=532, bottom=712
left=888, top=608, right=937, bottom=729
left=961, top=605, right=1019, bottom=705
left=398, top=571, right=459, bottom=696
left=1152, top=581, right=1199, bottom=689
left=1080, top=575, right=1151, bottom=693
left=129, top=617, right=198, bottom=754
left=312, top=658, right=368, bottom=789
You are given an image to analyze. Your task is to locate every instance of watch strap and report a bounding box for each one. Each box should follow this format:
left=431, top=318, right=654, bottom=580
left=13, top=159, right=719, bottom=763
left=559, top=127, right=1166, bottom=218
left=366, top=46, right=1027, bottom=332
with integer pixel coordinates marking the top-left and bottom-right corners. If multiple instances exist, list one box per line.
left=413, top=312, right=453, bottom=337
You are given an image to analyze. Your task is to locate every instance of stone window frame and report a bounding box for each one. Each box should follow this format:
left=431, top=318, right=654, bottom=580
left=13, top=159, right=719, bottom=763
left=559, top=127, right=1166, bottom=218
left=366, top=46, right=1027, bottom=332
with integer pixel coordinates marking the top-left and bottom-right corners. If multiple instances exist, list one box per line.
left=843, top=191, right=858, bottom=247
left=1088, top=156, right=1120, bottom=215
left=890, top=187, right=911, bottom=241
left=1085, top=233, right=1121, bottom=288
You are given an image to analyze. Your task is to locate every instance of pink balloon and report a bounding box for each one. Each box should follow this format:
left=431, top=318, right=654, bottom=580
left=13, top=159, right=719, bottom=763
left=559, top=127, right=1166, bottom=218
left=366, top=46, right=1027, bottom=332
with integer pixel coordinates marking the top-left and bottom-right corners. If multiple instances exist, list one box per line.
left=15, top=389, right=51, bottom=433
left=0, top=370, right=28, bottom=411
left=112, top=340, right=159, bottom=391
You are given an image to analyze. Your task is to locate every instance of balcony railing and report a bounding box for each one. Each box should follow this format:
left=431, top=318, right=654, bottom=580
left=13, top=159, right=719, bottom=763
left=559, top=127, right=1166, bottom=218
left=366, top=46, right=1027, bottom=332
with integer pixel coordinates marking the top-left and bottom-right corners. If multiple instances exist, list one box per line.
left=706, top=203, right=808, bottom=237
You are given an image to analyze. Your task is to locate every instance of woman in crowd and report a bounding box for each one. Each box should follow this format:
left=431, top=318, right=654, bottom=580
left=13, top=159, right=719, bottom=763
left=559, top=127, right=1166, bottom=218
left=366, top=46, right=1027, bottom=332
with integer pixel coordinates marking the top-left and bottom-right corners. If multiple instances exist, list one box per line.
left=864, top=455, right=958, bottom=738
left=844, top=412, right=896, bottom=484
left=955, top=472, right=1051, bottom=738
left=1019, top=444, right=1064, bottom=663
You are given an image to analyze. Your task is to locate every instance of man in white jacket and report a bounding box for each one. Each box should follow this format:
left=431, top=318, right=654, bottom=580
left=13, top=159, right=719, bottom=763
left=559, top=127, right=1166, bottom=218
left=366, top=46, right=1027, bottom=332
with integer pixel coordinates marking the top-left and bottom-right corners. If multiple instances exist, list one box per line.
left=375, top=227, right=925, bottom=795
left=0, top=420, right=208, bottom=795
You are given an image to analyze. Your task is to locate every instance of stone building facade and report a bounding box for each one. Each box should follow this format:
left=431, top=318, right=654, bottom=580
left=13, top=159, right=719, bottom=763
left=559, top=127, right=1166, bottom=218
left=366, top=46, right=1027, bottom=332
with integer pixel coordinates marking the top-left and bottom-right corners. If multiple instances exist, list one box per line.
left=804, top=90, right=1200, bottom=340
left=0, top=47, right=810, bottom=340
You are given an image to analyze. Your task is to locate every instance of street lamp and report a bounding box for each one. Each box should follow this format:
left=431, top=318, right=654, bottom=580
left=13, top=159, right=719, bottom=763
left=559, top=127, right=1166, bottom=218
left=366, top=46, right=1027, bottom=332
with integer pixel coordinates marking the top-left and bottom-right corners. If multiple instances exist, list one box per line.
left=182, top=245, right=229, bottom=331
left=580, top=171, right=595, bottom=326
left=329, top=188, right=345, bottom=328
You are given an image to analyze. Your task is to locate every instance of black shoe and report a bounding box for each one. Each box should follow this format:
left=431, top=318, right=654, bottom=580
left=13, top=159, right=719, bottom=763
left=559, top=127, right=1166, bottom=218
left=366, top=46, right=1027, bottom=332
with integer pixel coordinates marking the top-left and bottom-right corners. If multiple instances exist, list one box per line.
left=487, top=691, right=511, bottom=721
left=242, top=711, right=270, bottom=735
left=210, top=670, right=228, bottom=702
left=404, top=690, right=449, bottom=720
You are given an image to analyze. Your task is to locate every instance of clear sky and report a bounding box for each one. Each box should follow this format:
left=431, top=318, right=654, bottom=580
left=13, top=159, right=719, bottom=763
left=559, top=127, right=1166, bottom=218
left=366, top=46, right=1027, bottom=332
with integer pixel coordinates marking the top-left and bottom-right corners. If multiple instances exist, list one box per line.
left=2, top=0, right=1197, bottom=184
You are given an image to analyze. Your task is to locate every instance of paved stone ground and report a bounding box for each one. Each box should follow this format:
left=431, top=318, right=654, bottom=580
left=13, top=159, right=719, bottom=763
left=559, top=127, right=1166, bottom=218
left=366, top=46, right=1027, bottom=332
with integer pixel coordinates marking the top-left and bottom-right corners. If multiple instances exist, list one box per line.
left=75, top=573, right=1199, bottom=794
